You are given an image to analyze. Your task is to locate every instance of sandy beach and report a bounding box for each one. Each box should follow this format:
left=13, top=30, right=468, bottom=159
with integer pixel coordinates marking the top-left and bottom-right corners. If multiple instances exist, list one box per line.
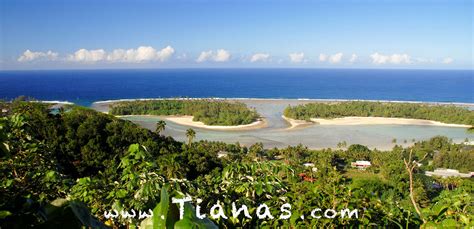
left=165, top=116, right=267, bottom=130
left=310, top=117, right=472, bottom=128
left=119, top=115, right=268, bottom=131
left=281, top=115, right=314, bottom=130
left=282, top=116, right=472, bottom=129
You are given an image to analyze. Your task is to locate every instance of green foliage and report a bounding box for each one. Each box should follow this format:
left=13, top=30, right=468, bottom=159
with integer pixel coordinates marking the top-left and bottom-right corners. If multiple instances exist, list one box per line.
left=432, top=148, right=473, bottom=173
left=4, top=102, right=181, bottom=178
left=109, top=99, right=260, bottom=126
left=284, top=101, right=474, bottom=125
left=0, top=112, right=72, bottom=226
left=421, top=187, right=473, bottom=227
left=411, top=136, right=474, bottom=173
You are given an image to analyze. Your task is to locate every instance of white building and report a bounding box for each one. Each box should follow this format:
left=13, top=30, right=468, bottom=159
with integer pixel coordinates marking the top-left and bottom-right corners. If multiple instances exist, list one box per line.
left=217, top=151, right=229, bottom=158
left=351, top=160, right=371, bottom=169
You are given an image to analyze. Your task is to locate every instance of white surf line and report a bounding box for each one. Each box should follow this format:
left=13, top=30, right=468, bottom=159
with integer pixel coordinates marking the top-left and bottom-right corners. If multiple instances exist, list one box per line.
left=34, top=100, right=74, bottom=105
left=92, top=97, right=474, bottom=107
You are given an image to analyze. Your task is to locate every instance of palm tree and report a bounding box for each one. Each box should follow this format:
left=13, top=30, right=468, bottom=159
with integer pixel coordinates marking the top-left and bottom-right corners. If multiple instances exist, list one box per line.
left=155, top=120, right=166, bottom=134
left=186, top=128, right=196, bottom=145
left=159, top=154, right=182, bottom=178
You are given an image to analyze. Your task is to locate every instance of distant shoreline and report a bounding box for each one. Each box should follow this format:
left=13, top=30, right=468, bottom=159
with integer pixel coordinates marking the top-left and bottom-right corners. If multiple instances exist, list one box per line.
left=92, top=97, right=474, bottom=107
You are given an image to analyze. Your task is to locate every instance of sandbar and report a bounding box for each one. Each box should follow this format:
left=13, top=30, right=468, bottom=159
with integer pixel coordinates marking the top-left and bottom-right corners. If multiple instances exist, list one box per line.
left=282, top=115, right=314, bottom=130
left=311, top=117, right=472, bottom=127
left=282, top=116, right=472, bottom=129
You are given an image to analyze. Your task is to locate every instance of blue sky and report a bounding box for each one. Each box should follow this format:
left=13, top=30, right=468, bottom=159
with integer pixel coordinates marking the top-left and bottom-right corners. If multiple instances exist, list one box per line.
left=1, top=0, right=472, bottom=70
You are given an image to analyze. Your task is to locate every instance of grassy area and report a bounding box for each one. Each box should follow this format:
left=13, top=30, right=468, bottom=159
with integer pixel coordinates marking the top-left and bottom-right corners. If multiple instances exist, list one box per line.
left=344, top=169, right=385, bottom=181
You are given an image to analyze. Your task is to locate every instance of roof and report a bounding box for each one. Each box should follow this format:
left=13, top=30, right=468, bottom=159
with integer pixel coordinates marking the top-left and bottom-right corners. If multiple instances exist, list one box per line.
left=354, top=161, right=371, bottom=166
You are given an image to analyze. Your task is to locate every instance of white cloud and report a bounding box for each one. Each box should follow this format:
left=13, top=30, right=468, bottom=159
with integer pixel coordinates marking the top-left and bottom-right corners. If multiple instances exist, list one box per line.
left=156, top=46, right=175, bottom=62
left=370, top=52, right=411, bottom=64
left=250, top=53, right=270, bottom=62
left=17, top=50, right=58, bottom=62
left=349, top=54, right=358, bottom=63
left=329, top=52, right=344, bottom=63
left=289, top=52, right=305, bottom=63
left=319, top=53, right=344, bottom=63
left=214, top=49, right=231, bottom=62
left=442, top=57, right=454, bottom=64
left=390, top=54, right=411, bottom=64
left=106, top=46, right=174, bottom=63
left=67, top=45, right=174, bottom=63
left=196, top=49, right=231, bottom=62
left=68, top=49, right=106, bottom=62
left=319, top=54, right=327, bottom=62
left=370, top=53, right=389, bottom=64
left=106, top=49, right=127, bottom=62
left=196, top=50, right=213, bottom=63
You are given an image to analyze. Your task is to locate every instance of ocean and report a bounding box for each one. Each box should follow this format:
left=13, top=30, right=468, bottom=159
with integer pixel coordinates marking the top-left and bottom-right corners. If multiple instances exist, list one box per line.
left=0, top=69, right=472, bottom=106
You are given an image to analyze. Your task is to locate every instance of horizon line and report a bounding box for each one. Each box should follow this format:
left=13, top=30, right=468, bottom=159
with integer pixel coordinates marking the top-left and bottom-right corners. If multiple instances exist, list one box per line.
left=1, top=66, right=473, bottom=72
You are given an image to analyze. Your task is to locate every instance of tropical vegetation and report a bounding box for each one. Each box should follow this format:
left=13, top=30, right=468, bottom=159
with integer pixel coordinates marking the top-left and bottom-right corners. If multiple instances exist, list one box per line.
left=0, top=100, right=473, bottom=228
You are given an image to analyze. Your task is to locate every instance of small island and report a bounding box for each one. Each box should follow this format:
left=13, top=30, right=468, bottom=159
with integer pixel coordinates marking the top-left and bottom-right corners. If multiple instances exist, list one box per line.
left=283, top=101, right=474, bottom=129
left=109, top=99, right=266, bottom=130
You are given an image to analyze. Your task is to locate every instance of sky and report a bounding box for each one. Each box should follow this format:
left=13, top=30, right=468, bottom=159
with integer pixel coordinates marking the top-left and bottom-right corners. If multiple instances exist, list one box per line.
left=0, top=0, right=472, bottom=70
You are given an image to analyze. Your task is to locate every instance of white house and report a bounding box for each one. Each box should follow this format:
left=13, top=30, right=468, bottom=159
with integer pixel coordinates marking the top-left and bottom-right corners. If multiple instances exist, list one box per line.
left=217, top=151, right=229, bottom=158
left=351, top=160, right=371, bottom=170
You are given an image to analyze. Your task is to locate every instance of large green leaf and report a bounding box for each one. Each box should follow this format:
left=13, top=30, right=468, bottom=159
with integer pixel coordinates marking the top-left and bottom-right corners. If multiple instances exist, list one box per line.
left=430, top=204, right=448, bottom=219
left=174, top=203, right=218, bottom=229
left=0, top=211, right=12, bottom=219
left=255, top=182, right=263, bottom=196
left=441, top=219, right=458, bottom=228
left=154, top=186, right=170, bottom=229
left=140, top=187, right=170, bottom=229
left=421, top=221, right=439, bottom=229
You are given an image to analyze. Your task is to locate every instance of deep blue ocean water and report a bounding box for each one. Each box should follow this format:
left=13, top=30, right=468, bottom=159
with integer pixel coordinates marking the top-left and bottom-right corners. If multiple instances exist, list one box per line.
left=0, top=69, right=472, bottom=106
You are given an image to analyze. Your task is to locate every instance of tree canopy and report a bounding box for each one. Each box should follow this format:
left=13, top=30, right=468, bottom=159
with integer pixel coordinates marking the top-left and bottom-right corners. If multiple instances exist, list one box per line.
left=109, top=99, right=260, bottom=126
